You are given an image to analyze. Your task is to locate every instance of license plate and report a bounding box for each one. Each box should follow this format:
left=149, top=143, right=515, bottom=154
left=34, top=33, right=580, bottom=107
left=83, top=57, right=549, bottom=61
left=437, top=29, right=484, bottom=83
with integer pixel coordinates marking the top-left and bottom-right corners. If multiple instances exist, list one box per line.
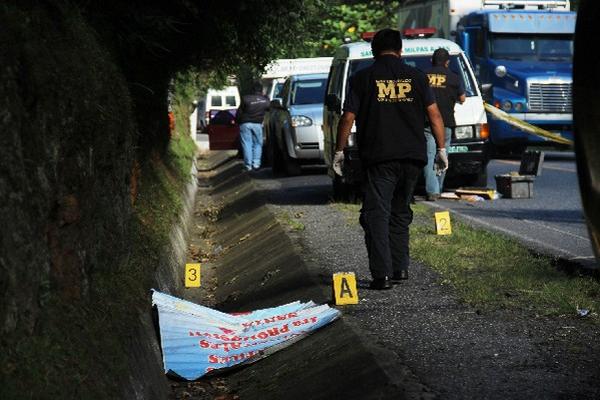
left=448, top=145, right=469, bottom=153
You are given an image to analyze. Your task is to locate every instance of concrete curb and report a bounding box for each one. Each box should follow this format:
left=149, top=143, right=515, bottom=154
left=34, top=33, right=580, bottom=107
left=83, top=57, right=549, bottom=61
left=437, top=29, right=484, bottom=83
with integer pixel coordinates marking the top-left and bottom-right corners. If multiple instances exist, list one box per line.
left=199, top=157, right=431, bottom=400
left=123, top=153, right=203, bottom=400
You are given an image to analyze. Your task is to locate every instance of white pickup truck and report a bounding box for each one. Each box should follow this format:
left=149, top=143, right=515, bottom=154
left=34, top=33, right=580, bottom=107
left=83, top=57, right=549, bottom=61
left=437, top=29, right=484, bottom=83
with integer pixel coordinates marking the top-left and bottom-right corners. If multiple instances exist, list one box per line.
left=323, top=34, right=490, bottom=201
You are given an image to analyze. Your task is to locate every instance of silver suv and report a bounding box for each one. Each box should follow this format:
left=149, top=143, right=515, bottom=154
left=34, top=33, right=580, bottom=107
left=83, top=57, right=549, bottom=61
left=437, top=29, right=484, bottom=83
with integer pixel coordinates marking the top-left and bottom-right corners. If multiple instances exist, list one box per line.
left=263, top=73, right=328, bottom=175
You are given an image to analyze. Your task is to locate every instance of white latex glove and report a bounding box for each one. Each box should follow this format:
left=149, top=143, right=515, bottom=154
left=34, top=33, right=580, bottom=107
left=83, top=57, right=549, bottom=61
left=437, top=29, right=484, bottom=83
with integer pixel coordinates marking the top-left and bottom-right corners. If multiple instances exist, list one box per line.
left=333, top=151, right=344, bottom=176
left=434, top=148, right=449, bottom=176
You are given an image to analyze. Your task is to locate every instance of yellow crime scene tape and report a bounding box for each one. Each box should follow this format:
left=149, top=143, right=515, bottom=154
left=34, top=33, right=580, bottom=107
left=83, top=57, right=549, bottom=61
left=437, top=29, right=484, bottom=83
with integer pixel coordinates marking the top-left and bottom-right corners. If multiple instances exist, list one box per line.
left=483, top=103, right=573, bottom=146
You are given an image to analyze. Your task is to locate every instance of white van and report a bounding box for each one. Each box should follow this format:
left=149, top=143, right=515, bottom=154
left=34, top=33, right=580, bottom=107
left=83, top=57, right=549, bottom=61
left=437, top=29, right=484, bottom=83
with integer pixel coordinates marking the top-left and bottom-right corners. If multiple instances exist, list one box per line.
left=323, top=34, right=489, bottom=200
left=197, top=86, right=241, bottom=132
left=262, top=57, right=333, bottom=100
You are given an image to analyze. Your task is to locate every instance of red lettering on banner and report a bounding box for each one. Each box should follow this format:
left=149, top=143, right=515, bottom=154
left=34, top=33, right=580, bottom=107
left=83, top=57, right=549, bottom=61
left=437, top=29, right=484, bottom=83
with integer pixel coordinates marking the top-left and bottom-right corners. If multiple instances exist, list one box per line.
left=241, top=312, right=298, bottom=328
left=197, top=322, right=297, bottom=345
left=199, top=340, right=244, bottom=352
left=292, top=317, right=318, bottom=327
left=208, top=350, right=258, bottom=364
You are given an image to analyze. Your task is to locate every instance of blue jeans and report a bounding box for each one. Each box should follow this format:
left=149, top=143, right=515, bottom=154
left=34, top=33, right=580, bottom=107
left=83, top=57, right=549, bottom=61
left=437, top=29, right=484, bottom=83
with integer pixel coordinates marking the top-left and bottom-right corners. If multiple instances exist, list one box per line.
left=424, top=127, right=452, bottom=195
left=239, top=122, right=263, bottom=170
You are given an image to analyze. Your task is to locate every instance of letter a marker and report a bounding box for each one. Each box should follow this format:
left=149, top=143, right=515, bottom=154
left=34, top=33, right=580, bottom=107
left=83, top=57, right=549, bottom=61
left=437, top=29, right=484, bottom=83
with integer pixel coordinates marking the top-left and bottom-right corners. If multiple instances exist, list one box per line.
left=333, top=272, right=359, bottom=305
left=185, top=263, right=201, bottom=288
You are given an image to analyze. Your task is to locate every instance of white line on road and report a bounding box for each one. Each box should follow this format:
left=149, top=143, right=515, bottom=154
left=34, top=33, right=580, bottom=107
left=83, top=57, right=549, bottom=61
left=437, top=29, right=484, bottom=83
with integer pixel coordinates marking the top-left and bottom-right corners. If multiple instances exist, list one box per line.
left=496, top=159, right=576, bottom=173
left=425, top=202, right=587, bottom=259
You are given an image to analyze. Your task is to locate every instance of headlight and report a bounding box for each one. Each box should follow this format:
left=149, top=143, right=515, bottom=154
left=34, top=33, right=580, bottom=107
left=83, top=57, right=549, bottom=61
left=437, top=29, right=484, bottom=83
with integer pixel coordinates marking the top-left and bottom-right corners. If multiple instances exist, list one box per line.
left=502, top=100, right=512, bottom=112
left=514, top=102, right=524, bottom=112
left=495, top=65, right=507, bottom=78
left=454, top=126, right=473, bottom=140
left=291, top=115, right=312, bottom=127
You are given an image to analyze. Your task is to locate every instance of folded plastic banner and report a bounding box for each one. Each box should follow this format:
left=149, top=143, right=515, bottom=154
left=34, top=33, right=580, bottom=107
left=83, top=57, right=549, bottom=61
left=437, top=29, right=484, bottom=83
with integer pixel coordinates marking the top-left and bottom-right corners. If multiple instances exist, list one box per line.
left=152, top=290, right=341, bottom=380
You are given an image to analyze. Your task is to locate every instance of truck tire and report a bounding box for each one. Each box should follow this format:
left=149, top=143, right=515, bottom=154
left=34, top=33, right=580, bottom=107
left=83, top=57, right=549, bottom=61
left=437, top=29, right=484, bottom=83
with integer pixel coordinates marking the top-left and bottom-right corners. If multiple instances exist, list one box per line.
left=271, top=137, right=285, bottom=176
left=261, top=141, right=271, bottom=167
left=333, top=175, right=361, bottom=204
left=469, top=170, right=488, bottom=187
left=491, top=143, right=525, bottom=159
left=453, top=170, right=488, bottom=188
left=282, top=137, right=301, bottom=176
left=574, top=1, right=600, bottom=264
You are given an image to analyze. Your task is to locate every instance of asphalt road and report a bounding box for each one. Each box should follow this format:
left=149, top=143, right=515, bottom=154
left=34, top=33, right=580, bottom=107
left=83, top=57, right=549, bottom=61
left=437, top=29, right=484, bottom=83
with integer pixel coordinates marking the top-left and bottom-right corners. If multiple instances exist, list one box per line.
left=252, top=150, right=594, bottom=266
left=248, top=163, right=600, bottom=399
left=434, top=151, right=595, bottom=266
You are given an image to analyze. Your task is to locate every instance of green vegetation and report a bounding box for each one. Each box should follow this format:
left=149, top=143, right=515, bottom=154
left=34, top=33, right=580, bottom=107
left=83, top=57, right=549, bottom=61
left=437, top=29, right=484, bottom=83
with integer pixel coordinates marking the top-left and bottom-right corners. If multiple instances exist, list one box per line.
left=0, top=66, right=198, bottom=400
left=410, top=204, right=600, bottom=317
left=303, top=1, right=400, bottom=57
left=277, top=212, right=306, bottom=231
left=332, top=201, right=600, bottom=318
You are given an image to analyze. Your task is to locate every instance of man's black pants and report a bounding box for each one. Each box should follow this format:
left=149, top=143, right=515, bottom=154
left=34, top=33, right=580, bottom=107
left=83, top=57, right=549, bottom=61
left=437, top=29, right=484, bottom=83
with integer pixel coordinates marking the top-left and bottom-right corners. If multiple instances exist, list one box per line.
left=359, top=160, right=421, bottom=279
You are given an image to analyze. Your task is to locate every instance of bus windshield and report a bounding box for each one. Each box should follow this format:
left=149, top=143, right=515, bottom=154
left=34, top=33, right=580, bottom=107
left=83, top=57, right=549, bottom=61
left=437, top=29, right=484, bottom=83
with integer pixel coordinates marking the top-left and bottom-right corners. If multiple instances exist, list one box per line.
left=490, top=34, right=573, bottom=62
left=348, top=54, right=478, bottom=97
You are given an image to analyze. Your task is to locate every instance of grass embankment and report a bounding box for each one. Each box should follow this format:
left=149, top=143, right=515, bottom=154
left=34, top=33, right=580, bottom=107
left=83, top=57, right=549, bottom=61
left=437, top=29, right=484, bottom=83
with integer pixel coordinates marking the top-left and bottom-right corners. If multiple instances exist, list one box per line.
left=1, top=99, right=197, bottom=400
left=277, top=211, right=306, bottom=231
left=333, top=202, right=600, bottom=319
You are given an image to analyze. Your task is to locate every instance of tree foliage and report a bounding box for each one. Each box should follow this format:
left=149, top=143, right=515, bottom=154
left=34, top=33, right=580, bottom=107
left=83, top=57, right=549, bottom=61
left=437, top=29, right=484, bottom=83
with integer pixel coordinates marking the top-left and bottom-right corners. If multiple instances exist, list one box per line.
left=293, top=1, right=401, bottom=57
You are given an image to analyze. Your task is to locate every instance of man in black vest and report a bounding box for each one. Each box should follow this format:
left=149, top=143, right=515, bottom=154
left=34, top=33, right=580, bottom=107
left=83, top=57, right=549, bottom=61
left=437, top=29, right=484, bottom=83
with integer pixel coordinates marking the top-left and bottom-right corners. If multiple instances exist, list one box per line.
left=334, top=29, right=447, bottom=290
left=424, top=48, right=466, bottom=200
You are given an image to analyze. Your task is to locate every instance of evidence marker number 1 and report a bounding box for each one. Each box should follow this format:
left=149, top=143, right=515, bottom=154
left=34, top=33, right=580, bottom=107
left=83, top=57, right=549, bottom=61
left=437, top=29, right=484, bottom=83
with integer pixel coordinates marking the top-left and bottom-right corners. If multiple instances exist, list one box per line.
left=185, top=263, right=201, bottom=288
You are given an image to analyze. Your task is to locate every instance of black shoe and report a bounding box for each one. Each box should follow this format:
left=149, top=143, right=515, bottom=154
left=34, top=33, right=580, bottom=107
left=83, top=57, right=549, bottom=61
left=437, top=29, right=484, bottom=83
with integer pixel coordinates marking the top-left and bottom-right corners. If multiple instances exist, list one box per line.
left=391, top=270, right=409, bottom=283
left=369, top=277, right=393, bottom=290
left=426, top=193, right=440, bottom=201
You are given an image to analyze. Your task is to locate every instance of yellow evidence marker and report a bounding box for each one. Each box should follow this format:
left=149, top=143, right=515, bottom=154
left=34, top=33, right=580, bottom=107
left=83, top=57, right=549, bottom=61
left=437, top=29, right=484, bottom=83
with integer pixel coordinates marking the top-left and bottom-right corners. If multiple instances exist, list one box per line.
left=333, top=272, right=359, bottom=305
left=434, top=211, right=452, bottom=235
left=185, top=263, right=201, bottom=288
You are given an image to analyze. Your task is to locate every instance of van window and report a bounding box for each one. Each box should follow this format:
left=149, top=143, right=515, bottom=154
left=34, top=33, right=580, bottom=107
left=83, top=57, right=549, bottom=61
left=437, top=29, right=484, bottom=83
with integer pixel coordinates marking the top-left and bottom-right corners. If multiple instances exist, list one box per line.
left=334, top=65, right=345, bottom=96
left=273, top=83, right=284, bottom=99
left=225, top=96, right=237, bottom=106
left=347, top=55, right=477, bottom=97
left=327, top=63, right=345, bottom=97
left=280, top=80, right=291, bottom=105
left=211, top=96, right=222, bottom=107
left=470, top=28, right=485, bottom=58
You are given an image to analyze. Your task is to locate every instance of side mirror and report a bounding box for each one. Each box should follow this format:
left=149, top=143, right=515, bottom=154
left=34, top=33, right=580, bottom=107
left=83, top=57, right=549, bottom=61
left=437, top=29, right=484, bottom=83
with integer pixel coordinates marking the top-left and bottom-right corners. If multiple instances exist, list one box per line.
left=270, top=98, right=283, bottom=108
left=325, top=94, right=342, bottom=112
left=480, top=83, right=492, bottom=102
